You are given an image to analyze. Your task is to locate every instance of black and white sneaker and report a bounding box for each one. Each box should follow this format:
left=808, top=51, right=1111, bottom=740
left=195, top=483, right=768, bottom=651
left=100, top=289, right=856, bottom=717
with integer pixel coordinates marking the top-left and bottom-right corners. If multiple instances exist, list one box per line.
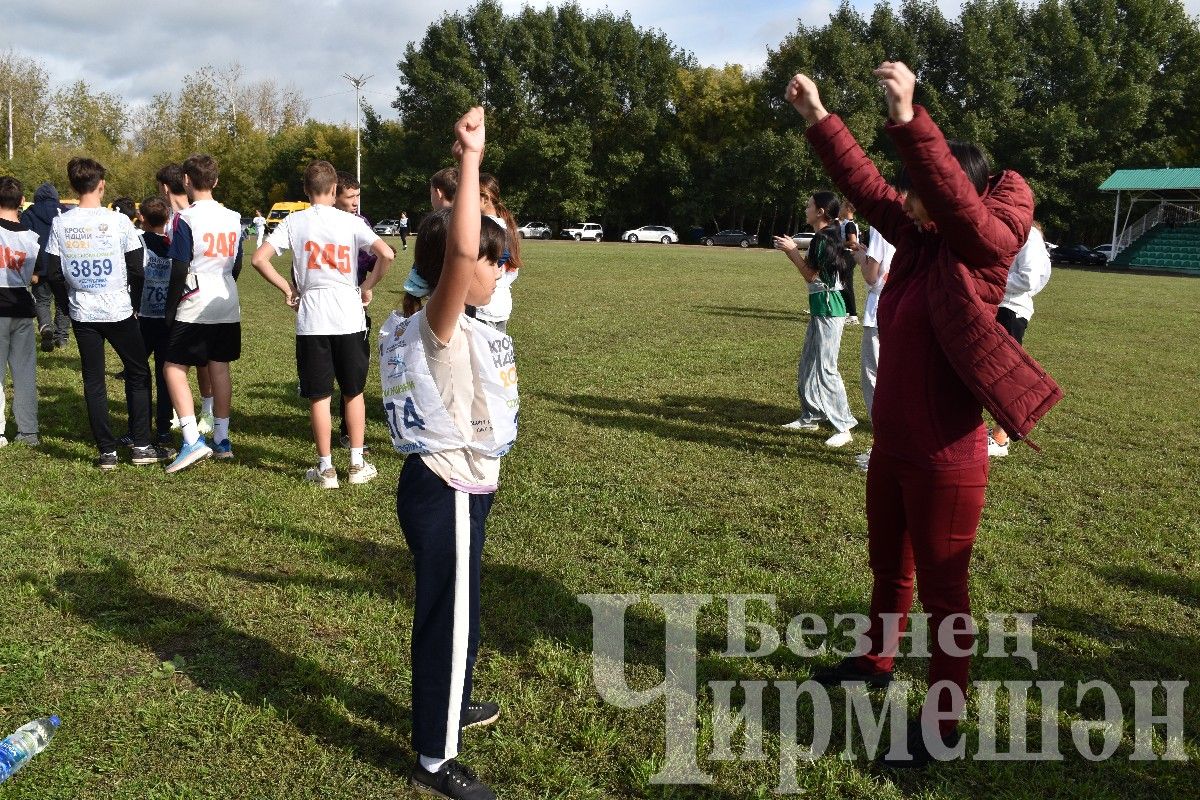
left=130, top=444, right=171, bottom=464
left=96, top=451, right=119, bottom=470
left=39, top=325, right=54, bottom=352
left=461, top=701, right=499, bottom=730
left=410, top=759, right=495, bottom=799
left=117, top=433, right=135, bottom=448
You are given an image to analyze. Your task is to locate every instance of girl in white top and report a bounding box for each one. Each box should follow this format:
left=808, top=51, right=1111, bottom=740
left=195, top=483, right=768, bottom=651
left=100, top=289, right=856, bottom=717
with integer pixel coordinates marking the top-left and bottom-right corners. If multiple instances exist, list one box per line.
left=381, top=107, right=513, bottom=799
left=473, top=173, right=523, bottom=333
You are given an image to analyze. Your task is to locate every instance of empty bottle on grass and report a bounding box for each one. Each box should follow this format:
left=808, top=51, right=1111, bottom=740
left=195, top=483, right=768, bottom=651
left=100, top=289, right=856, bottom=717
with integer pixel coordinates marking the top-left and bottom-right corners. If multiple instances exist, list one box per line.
left=0, top=716, right=60, bottom=783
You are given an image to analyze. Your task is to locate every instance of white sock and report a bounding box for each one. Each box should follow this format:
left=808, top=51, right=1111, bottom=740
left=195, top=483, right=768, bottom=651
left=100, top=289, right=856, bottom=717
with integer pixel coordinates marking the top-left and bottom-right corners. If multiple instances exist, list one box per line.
left=318, top=454, right=333, bottom=472
left=350, top=447, right=364, bottom=467
left=179, top=416, right=199, bottom=446
left=201, top=396, right=214, bottom=417
left=419, top=755, right=448, bottom=773
left=214, top=417, right=230, bottom=443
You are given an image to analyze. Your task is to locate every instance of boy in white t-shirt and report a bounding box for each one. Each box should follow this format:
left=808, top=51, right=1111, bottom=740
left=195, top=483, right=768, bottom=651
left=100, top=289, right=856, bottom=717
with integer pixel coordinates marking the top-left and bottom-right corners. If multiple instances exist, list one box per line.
left=44, top=157, right=162, bottom=469
left=163, top=154, right=243, bottom=473
left=252, top=160, right=394, bottom=487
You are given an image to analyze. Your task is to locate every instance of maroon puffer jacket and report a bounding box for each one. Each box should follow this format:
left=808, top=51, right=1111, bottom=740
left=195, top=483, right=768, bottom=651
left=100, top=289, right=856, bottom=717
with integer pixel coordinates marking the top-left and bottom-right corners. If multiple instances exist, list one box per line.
left=806, top=106, right=1062, bottom=454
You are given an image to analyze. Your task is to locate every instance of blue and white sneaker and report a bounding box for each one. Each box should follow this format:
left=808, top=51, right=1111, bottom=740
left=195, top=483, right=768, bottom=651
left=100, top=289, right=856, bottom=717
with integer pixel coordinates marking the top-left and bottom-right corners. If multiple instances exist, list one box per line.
left=212, top=439, right=234, bottom=460
left=165, top=438, right=213, bottom=474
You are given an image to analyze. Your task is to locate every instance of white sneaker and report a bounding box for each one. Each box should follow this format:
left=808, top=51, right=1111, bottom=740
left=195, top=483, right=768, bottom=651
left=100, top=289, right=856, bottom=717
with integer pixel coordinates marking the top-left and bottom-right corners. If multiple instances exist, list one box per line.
left=782, top=419, right=819, bottom=431
left=825, top=431, right=853, bottom=448
left=305, top=465, right=339, bottom=489
left=987, top=436, right=1009, bottom=457
left=0, top=435, right=8, bottom=448
left=847, top=315, right=860, bottom=325
left=197, top=412, right=215, bottom=436
left=348, top=460, right=378, bottom=485
left=855, top=448, right=872, bottom=471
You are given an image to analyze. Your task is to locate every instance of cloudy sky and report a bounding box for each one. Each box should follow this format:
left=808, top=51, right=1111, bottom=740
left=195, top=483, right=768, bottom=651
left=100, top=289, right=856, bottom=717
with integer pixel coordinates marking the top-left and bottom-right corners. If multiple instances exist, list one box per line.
left=4, top=0, right=1198, bottom=126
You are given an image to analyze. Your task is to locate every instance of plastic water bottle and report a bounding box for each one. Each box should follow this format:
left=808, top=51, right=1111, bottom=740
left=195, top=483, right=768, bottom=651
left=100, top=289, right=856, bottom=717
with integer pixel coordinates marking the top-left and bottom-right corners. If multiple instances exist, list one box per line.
left=0, top=716, right=60, bottom=784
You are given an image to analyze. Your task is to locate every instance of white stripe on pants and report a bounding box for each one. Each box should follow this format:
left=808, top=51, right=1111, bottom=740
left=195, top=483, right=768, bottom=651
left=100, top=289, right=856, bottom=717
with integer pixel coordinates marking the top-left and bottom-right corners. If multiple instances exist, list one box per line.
left=443, top=489, right=471, bottom=757
left=796, top=314, right=857, bottom=433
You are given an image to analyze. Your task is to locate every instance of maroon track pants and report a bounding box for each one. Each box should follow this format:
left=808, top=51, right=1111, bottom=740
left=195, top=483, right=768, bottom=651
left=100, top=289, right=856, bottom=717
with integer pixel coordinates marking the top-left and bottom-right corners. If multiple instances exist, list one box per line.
left=858, top=449, right=989, bottom=733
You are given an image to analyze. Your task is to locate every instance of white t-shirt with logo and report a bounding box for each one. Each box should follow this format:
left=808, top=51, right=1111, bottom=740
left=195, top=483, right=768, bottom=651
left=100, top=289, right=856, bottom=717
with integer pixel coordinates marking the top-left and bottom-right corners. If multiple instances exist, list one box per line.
left=862, top=230, right=895, bottom=328
left=172, top=199, right=243, bottom=324
left=45, top=207, right=140, bottom=323
left=265, top=205, right=380, bottom=336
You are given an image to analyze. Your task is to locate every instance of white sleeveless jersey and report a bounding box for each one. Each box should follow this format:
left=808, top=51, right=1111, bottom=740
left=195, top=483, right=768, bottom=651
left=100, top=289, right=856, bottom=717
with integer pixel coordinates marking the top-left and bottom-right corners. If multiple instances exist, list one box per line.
left=177, top=200, right=241, bottom=276
left=174, top=200, right=242, bottom=324
left=139, top=233, right=172, bottom=319
left=0, top=226, right=41, bottom=289
left=45, top=207, right=140, bottom=323
left=265, top=205, right=379, bottom=335
left=378, top=309, right=518, bottom=458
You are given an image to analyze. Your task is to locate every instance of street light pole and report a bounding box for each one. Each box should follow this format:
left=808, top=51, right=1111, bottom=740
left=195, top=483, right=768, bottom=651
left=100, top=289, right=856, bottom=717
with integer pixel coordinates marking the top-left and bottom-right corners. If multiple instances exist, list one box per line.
left=342, top=73, right=372, bottom=212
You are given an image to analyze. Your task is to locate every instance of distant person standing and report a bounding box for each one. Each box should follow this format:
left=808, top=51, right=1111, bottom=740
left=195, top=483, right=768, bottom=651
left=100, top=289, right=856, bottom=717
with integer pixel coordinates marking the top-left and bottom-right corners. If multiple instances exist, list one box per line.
left=852, top=226, right=896, bottom=471
left=19, top=182, right=70, bottom=351
left=253, top=209, right=266, bottom=248
left=0, top=175, right=42, bottom=447
left=398, top=211, right=409, bottom=251
left=989, top=222, right=1052, bottom=457
left=839, top=200, right=860, bottom=324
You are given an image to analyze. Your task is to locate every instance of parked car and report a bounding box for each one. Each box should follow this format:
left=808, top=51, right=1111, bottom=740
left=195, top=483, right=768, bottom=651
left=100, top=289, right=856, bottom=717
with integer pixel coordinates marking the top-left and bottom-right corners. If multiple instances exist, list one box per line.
left=621, top=225, right=678, bottom=244
left=790, top=232, right=815, bottom=251
left=561, top=222, right=604, bottom=241
left=374, top=219, right=402, bottom=235
left=1052, top=244, right=1107, bottom=266
left=701, top=229, right=756, bottom=248
left=517, top=221, right=552, bottom=239
left=1093, top=243, right=1114, bottom=260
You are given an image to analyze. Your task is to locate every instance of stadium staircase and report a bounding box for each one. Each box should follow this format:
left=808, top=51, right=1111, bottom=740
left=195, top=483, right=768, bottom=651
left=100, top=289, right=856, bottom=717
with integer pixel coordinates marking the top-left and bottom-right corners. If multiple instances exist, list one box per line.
left=1111, top=204, right=1200, bottom=275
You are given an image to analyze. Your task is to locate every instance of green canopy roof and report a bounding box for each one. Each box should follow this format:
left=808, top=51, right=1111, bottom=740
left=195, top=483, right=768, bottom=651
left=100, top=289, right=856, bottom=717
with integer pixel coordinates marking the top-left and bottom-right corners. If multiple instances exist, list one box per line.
left=1099, top=168, right=1200, bottom=191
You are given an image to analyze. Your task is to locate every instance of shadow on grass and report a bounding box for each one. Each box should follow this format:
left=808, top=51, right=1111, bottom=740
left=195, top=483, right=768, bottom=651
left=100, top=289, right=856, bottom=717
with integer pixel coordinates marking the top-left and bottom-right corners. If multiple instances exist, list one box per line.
left=541, top=392, right=865, bottom=464
left=694, top=305, right=806, bottom=322
left=45, top=557, right=410, bottom=773
left=1097, top=564, right=1200, bottom=611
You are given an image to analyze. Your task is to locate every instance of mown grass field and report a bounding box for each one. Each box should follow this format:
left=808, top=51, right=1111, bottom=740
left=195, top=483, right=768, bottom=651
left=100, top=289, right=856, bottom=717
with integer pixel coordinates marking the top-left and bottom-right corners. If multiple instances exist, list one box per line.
left=0, top=238, right=1197, bottom=799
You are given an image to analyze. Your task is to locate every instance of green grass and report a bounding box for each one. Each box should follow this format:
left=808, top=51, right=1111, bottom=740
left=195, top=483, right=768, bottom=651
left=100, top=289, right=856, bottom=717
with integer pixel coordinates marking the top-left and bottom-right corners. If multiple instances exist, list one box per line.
left=0, top=238, right=1197, bottom=798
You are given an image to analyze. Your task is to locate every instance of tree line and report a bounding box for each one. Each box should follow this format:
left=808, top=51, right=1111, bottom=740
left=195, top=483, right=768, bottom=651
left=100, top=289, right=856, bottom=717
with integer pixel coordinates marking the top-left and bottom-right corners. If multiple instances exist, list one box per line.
left=4, top=0, right=1199, bottom=243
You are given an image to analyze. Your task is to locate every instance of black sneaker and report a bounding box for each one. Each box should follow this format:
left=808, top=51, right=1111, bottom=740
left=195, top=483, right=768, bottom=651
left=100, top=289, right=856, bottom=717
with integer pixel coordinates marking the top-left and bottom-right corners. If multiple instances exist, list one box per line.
left=410, top=759, right=495, bottom=799
left=39, top=325, right=55, bottom=352
left=878, top=720, right=962, bottom=769
left=117, top=433, right=135, bottom=448
left=810, top=657, right=894, bottom=688
left=461, top=701, right=499, bottom=730
left=96, top=452, right=119, bottom=470
left=156, top=436, right=178, bottom=460
left=130, top=444, right=170, bottom=464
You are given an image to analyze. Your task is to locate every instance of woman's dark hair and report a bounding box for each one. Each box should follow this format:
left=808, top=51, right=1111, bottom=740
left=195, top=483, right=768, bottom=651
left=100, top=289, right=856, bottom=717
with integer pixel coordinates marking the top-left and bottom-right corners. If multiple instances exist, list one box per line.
left=412, top=208, right=506, bottom=291
left=895, top=140, right=990, bottom=196
left=810, top=191, right=841, bottom=223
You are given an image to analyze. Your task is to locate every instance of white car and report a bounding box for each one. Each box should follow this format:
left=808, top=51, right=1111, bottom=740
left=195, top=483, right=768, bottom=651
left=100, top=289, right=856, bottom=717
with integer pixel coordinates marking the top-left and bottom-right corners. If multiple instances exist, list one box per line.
left=622, top=225, right=678, bottom=244
left=517, top=221, right=552, bottom=239
left=791, top=232, right=815, bottom=251
left=561, top=222, right=604, bottom=241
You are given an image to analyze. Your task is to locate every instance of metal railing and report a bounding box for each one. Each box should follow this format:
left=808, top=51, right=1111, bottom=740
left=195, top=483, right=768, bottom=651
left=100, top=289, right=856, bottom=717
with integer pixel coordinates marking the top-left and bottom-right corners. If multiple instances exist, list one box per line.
left=1115, top=203, right=1200, bottom=254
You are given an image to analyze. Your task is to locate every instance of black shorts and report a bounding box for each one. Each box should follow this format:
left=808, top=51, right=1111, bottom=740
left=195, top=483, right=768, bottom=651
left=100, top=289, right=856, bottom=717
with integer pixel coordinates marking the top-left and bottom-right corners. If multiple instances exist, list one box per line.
left=138, top=316, right=170, bottom=359
left=296, top=331, right=369, bottom=400
left=165, top=321, right=242, bottom=366
left=996, top=307, right=1028, bottom=344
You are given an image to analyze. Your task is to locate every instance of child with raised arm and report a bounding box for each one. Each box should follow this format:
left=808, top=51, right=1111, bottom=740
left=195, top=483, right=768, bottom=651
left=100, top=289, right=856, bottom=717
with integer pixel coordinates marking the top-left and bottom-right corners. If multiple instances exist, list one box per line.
left=251, top=160, right=394, bottom=487
left=378, top=107, right=513, bottom=800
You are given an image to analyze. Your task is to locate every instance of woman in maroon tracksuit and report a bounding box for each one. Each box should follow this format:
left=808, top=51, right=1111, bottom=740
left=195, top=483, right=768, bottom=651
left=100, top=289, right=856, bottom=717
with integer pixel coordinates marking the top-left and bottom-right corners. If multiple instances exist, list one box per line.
left=785, top=63, right=1062, bottom=766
